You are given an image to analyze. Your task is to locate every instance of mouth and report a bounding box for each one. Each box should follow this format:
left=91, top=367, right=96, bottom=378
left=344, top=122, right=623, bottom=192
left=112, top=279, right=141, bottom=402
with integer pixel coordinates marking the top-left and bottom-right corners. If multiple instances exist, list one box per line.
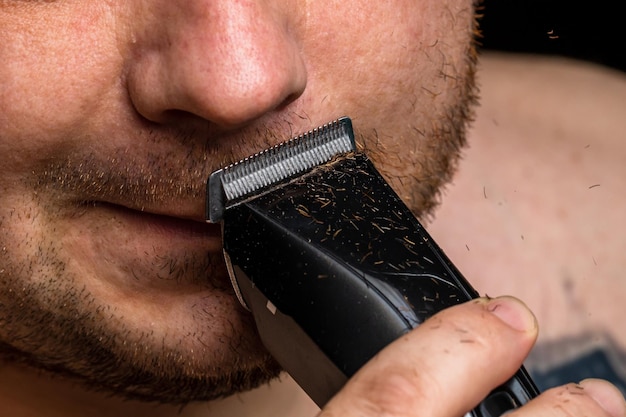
left=92, top=201, right=221, bottom=242
left=60, top=200, right=228, bottom=292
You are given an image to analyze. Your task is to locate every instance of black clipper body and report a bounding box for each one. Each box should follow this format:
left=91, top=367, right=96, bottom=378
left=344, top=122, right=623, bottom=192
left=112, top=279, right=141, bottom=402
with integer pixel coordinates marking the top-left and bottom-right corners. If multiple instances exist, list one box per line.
left=207, top=118, right=539, bottom=415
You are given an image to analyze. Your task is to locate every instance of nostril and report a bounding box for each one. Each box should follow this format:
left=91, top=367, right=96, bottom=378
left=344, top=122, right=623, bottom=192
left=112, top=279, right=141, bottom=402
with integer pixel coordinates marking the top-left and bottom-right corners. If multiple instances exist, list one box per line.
left=280, top=91, right=304, bottom=110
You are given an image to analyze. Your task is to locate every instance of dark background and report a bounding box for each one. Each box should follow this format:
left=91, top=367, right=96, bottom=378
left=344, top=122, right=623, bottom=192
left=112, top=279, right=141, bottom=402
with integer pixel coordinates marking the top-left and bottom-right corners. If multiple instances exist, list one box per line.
left=479, top=0, right=625, bottom=72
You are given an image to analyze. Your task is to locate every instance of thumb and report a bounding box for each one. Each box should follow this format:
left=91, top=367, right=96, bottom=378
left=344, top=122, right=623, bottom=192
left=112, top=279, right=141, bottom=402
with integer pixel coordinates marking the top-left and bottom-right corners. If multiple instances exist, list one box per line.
left=319, top=296, right=538, bottom=417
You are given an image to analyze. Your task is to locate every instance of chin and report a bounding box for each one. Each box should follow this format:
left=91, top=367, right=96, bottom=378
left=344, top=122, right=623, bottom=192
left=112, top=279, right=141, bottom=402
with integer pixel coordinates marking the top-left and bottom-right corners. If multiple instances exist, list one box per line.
left=61, top=277, right=282, bottom=403
left=0, top=208, right=282, bottom=404
left=0, top=281, right=282, bottom=404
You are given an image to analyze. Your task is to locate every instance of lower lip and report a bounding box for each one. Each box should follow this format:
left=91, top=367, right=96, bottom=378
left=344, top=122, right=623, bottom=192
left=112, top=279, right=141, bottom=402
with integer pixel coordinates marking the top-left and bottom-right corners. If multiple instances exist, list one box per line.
left=97, top=203, right=223, bottom=245
left=143, top=211, right=221, bottom=240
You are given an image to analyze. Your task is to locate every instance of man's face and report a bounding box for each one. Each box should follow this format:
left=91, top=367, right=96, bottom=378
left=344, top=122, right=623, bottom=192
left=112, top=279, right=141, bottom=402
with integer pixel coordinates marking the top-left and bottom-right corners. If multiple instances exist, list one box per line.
left=0, top=0, right=477, bottom=403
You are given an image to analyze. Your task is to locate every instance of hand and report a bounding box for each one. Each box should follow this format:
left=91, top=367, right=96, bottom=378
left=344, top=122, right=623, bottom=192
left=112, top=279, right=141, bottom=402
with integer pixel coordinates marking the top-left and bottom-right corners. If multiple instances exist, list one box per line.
left=318, top=296, right=626, bottom=417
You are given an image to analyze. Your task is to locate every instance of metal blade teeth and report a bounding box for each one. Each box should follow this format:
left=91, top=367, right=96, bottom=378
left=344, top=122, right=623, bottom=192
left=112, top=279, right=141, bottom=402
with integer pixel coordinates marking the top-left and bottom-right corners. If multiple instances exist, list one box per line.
left=221, top=117, right=354, bottom=201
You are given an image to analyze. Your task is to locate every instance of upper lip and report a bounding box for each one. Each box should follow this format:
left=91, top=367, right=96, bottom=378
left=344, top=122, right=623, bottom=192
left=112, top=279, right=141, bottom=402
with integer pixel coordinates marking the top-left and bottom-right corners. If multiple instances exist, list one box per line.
left=61, top=117, right=310, bottom=222
left=72, top=167, right=217, bottom=223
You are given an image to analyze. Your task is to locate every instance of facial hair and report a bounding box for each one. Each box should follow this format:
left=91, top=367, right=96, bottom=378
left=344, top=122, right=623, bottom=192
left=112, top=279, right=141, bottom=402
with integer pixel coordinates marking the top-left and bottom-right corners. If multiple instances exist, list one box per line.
left=0, top=38, right=478, bottom=408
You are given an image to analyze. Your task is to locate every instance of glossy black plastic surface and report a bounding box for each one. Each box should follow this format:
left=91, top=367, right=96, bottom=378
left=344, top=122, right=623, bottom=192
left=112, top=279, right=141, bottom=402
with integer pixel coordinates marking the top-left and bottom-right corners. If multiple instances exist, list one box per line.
left=221, top=153, right=539, bottom=411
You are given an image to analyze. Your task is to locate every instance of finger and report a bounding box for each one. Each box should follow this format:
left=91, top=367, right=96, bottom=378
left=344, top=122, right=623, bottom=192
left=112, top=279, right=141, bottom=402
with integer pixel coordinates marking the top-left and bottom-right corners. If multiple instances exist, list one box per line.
left=507, top=380, right=626, bottom=417
left=319, top=296, right=538, bottom=417
left=580, top=379, right=626, bottom=417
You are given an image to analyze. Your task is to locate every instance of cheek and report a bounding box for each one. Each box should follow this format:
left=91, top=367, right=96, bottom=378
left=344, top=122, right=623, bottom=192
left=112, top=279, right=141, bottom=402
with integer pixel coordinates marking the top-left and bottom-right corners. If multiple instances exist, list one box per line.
left=297, top=0, right=476, bottom=214
left=299, top=0, right=474, bottom=122
left=0, top=7, right=124, bottom=160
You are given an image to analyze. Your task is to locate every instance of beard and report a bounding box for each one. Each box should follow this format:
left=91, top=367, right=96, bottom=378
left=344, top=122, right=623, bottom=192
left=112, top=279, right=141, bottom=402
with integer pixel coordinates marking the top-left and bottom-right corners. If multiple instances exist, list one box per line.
left=0, top=224, right=282, bottom=404
left=0, top=29, right=479, bottom=408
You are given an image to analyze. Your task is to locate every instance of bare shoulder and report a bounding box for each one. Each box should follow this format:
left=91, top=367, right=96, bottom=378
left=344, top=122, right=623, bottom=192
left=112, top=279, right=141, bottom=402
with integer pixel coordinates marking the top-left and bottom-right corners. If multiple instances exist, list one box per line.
left=429, top=52, right=626, bottom=349
left=474, top=51, right=626, bottom=129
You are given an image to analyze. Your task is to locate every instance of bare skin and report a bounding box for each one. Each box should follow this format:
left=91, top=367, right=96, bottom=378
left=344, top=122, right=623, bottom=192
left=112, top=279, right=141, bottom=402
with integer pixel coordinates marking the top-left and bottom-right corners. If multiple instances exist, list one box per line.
left=1, top=0, right=625, bottom=415
left=430, top=52, right=626, bottom=352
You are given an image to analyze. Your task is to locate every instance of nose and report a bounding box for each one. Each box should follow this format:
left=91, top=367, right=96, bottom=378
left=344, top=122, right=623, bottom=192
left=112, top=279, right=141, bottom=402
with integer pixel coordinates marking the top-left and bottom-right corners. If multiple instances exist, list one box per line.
left=127, top=1, right=307, bottom=129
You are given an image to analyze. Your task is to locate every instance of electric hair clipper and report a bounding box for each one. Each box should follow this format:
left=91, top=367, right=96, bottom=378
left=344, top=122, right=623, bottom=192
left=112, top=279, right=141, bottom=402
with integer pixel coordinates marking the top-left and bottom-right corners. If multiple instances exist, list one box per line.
left=206, top=117, right=539, bottom=416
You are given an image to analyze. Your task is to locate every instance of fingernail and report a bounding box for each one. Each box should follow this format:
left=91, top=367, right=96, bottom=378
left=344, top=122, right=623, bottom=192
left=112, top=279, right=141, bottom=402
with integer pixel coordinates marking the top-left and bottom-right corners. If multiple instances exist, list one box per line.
left=580, top=379, right=626, bottom=417
left=482, top=296, right=537, bottom=332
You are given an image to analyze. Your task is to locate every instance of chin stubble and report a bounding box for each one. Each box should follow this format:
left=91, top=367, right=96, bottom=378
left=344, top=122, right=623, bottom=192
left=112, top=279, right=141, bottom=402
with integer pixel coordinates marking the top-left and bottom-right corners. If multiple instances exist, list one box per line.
left=0, top=212, right=281, bottom=403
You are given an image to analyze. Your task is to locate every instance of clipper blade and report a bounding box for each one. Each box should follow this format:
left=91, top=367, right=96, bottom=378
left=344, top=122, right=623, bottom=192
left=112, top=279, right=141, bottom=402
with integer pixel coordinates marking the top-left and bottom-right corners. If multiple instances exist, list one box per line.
left=207, top=117, right=356, bottom=222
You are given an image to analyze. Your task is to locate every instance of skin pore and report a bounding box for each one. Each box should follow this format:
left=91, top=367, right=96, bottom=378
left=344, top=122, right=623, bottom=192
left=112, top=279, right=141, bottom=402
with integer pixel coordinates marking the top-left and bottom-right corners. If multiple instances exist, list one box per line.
left=0, top=0, right=477, bottom=405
